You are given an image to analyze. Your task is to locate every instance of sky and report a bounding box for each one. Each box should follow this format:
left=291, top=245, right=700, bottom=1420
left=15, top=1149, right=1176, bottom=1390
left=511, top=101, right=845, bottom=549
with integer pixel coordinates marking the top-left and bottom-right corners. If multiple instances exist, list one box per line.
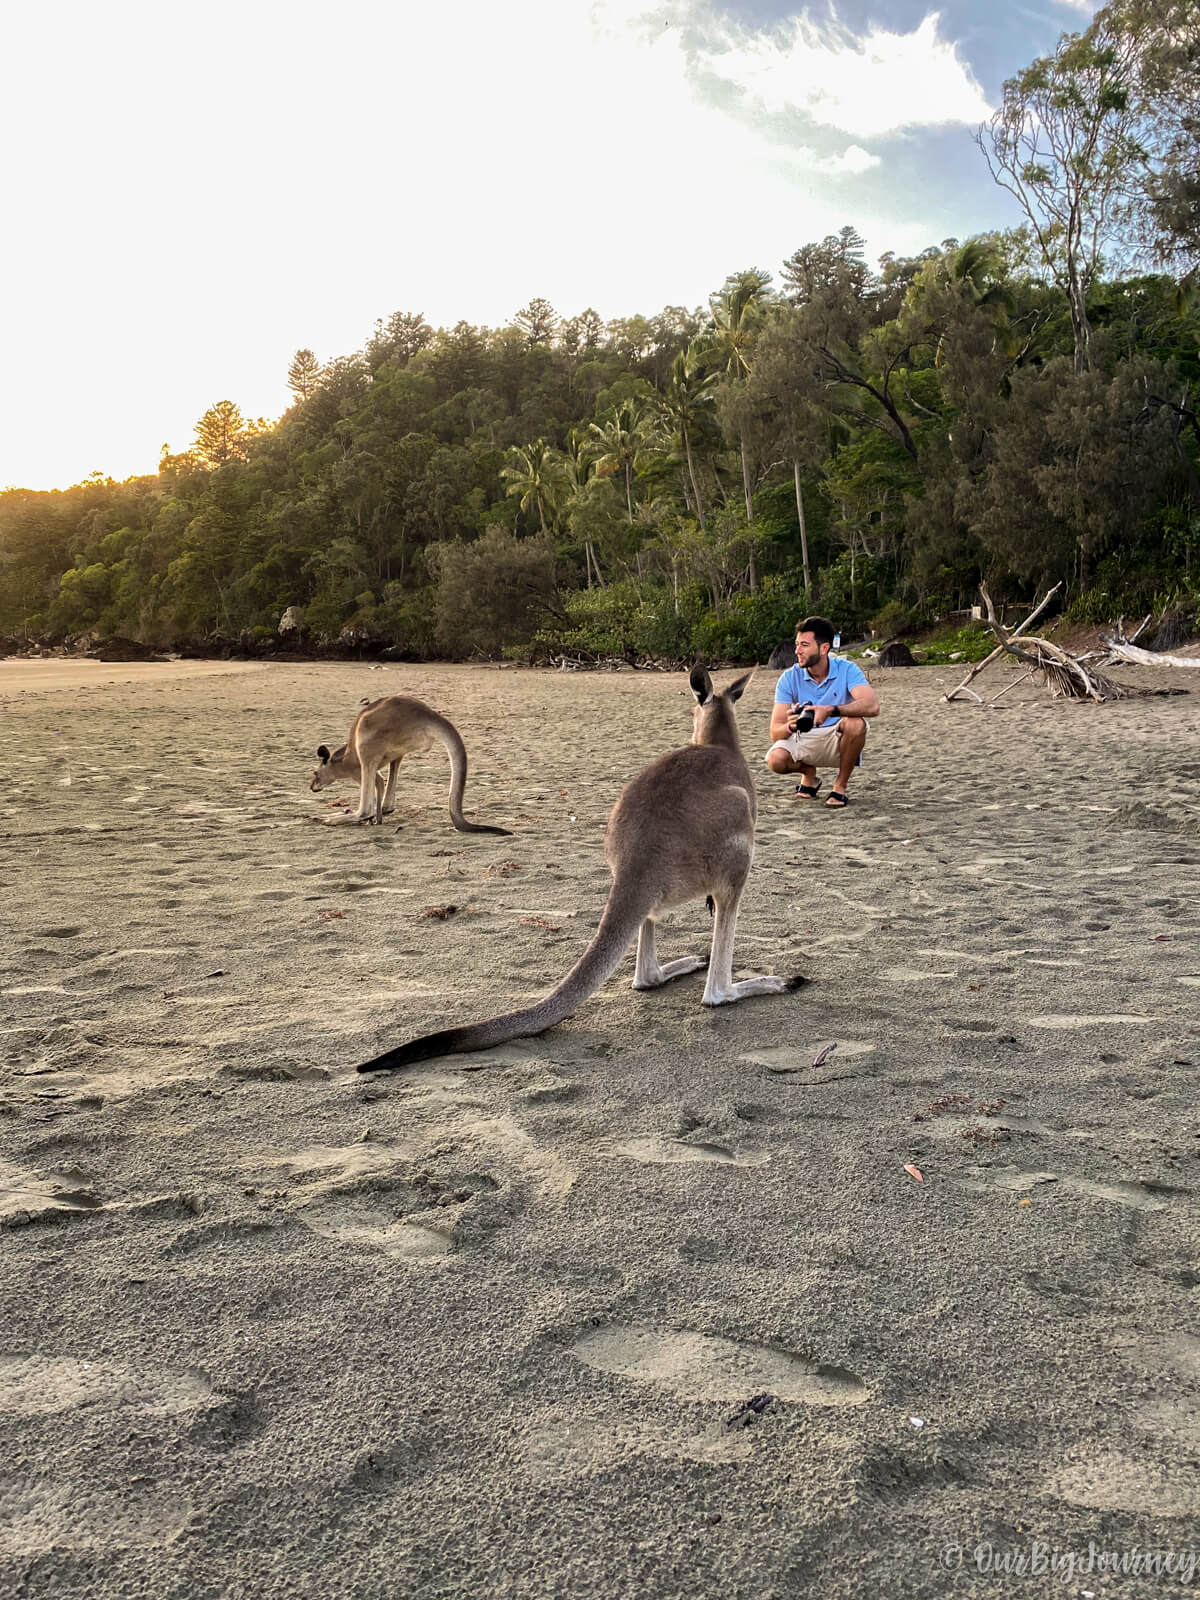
left=2, top=0, right=1100, bottom=492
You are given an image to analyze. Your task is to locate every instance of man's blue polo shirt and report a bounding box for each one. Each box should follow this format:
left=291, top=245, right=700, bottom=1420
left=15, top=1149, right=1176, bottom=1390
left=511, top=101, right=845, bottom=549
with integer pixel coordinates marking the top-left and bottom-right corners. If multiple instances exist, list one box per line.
left=774, top=655, right=869, bottom=729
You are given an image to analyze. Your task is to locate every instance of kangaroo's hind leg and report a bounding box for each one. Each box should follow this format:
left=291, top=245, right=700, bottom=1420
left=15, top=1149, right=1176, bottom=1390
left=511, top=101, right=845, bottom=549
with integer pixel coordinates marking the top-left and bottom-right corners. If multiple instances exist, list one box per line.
left=632, top=916, right=706, bottom=990
left=380, top=759, right=400, bottom=816
left=354, top=760, right=381, bottom=822
left=701, top=878, right=802, bottom=1005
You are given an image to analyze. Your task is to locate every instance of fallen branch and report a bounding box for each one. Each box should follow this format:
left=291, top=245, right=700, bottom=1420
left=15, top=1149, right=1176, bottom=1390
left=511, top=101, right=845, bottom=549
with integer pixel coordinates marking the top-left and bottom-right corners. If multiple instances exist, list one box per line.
left=943, top=582, right=1062, bottom=702
left=978, top=584, right=1126, bottom=701
left=1099, top=639, right=1200, bottom=670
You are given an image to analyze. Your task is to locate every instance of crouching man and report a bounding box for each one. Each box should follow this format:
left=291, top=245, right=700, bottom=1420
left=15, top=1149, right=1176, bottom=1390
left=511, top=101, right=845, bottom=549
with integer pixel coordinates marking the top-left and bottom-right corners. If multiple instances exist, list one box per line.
left=765, top=615, right=880, bottom=809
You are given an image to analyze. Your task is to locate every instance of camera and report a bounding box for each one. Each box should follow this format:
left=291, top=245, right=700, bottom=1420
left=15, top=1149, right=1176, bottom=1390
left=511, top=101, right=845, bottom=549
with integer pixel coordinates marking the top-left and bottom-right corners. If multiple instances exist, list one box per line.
left=790, top=702, right=815, bottom=735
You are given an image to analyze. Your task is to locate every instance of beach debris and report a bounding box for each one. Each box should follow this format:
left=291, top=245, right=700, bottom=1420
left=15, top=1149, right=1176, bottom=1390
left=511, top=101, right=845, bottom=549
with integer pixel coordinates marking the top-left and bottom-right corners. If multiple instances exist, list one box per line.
left=520, top=917, right=561, bottom=931
left=487, top=860, right=523, bottom=878
left=421, top=904, right=458, bottom=920
left=909, top=1417, right=925, bottom=1429
left=726, top=1392, right=777, bottom=1428
left=904, top=1163, right=924, bottom=1183
left=811, top=1042, right=838, bottom=1069
left=1017, top=1198, right=1033, bottom=1207
left=203, top=969, right=226, bottom=979
left=319, top=909, right=345, bottom=922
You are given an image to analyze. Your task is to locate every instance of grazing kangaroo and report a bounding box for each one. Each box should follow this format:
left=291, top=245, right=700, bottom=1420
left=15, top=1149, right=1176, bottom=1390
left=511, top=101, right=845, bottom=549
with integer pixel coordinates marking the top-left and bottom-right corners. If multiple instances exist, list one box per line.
left=358, top=664, right=803, bottom=1072
left=311, top=695, right=511, bottom=835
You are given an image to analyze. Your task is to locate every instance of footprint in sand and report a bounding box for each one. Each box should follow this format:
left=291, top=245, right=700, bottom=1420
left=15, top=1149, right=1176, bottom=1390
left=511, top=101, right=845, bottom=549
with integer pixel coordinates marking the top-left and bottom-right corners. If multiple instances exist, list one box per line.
left=570, top=1325, right=868, bottom=1406
left=740, top=1040, right=874, bottom=1082
left=0, top=1480, right=192, bottom=1556
left=1044, top=1447, right=1200, bottom=1518
left=0, top=1161, right=102, bottom=1227
left=959, top=1167, right=1184, bottom=1211
left=250, top=1139, right=498, bottom=1260
left=0, top=1354, right=212, bottom=1417
left=606, top=1135, right=770, bottom=1168
left=880, top=966, right=957, bottom=983
left=1026, top=1013, right=1152, bottom=1029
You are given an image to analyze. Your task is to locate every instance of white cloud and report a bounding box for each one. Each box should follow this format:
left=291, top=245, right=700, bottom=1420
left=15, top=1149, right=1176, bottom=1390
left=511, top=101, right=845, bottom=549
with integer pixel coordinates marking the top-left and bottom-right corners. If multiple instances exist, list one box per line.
left=694, top=9, right=993, bottom=139
left=818, top=144, right=882, bottom=175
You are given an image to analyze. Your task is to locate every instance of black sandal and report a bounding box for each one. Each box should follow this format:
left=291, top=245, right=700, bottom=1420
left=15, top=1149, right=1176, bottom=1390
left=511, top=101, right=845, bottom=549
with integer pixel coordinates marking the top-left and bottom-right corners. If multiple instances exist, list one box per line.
left=793, top=781, right=822, bottom=799
left=825, top=790, right=850, bottom=808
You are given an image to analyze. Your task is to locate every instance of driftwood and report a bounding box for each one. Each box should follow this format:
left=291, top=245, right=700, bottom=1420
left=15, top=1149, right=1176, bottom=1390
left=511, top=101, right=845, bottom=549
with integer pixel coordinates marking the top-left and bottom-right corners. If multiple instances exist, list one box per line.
left=1100, top=614, right=1200, bottom=669
left=943, top=583, right=1062, bottom=702
left=1100, top=638, right=1200, bottom=669
left=977, top=583, right=1128, bottom=701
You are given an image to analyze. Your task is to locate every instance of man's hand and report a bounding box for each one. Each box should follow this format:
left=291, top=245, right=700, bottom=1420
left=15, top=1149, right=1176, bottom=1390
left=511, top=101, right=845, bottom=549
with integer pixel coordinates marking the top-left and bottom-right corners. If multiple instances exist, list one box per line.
left=812, top=704, right=835, bottom=727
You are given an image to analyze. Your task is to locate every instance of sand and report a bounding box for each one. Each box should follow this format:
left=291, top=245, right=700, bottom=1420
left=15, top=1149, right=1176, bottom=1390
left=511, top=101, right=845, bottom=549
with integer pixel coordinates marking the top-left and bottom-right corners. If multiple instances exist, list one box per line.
left=1, top=654, right=1198, bottom=1597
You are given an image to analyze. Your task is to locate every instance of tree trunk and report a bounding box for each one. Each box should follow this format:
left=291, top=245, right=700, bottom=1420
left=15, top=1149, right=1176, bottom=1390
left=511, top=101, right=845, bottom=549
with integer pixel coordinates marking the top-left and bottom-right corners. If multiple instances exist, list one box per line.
left=740, top=438, right=757, bottom=592
left=684, top=427, right=706, bottom=531
left=794, top=460, right=811, bottom=596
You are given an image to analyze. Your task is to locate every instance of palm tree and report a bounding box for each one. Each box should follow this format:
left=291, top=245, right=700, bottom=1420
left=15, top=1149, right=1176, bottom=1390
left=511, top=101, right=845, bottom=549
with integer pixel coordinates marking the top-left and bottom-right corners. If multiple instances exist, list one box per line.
left=654, top=346, right=718, bottom=530
left=588, top=399, right=652, bottom=524
left=700, top=270, right=773, bottom=587
left=560, top=429, right=605, bottom=588
left=500, top=439, right=562, bottom=535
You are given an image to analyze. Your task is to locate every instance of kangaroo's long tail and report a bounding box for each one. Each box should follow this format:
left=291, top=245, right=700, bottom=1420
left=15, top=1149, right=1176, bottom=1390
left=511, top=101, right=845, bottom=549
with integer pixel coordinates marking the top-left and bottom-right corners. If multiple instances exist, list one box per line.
left=429, top=712, right=511, bottom=836
left=357, top=891, right=648, bottom=1071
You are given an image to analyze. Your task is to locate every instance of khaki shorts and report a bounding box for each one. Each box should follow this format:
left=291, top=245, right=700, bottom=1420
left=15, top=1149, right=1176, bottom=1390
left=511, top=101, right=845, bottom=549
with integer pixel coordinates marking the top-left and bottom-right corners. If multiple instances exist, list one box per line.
left=768, top=722, right=866, bottom=768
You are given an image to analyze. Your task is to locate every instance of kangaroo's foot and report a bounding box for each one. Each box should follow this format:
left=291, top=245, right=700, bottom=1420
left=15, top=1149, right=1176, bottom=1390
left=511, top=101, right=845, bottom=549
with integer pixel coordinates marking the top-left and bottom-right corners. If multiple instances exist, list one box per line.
left=632, top=954, right=707, bottom=991
left=702, top=972, right=808, bottom=1006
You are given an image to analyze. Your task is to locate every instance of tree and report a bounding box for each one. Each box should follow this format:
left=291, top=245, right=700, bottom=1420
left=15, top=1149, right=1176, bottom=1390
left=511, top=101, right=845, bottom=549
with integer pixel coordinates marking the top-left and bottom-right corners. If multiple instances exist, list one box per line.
left=512, top=298, right=559, bottom=346
left=287, top=349, right=322, bottom=401
left=653, top=346, right=718, bottom=530
left=194, top=401, right=247, bottom=466
left=365, top=312, right=433, bottom=369
left=500, top=439, right=563, bottom=534
left=430, top=525, right=558, bottom=655
left=588, top=399, right=653, bottom=523
left=977, top=9, right=1156, bottom=372
left=701, top=268, right=773, bottom=586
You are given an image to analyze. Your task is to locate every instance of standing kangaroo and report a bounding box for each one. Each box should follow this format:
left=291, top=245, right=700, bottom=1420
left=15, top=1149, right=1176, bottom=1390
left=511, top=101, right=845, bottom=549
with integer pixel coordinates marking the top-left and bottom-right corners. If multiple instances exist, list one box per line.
left=358, top=664, right=803, bottom=1072
left=311, top=695, right=511, bottom=835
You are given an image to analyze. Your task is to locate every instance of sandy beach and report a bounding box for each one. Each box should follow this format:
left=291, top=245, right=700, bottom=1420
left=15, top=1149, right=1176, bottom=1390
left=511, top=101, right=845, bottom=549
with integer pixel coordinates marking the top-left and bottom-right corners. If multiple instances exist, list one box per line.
left=1, top=654, right=1198, bottom=1596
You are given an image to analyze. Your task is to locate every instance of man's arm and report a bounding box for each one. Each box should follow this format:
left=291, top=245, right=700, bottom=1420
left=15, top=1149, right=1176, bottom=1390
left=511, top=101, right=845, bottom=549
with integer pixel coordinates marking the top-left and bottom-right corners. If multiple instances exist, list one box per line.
left=770, top=699, right=798, bottom=742
left=813, top=683, right=880, bottom=726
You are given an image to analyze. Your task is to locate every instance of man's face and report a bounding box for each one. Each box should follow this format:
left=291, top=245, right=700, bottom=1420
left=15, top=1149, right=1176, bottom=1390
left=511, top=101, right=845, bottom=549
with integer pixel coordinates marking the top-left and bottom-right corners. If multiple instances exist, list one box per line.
left=794, top=631, right=827, bottom=671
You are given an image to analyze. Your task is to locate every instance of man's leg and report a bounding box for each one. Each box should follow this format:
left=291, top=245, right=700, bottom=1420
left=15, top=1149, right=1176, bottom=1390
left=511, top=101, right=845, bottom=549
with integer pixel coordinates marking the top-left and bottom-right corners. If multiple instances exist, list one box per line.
left=828, top=718, right=866, bottom=805
left=767, top=731, right=839, bottom=796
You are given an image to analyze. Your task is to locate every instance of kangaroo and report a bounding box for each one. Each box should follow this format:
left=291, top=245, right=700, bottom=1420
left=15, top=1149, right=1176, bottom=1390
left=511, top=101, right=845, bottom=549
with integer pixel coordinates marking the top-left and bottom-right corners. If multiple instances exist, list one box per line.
left=357, top=664, right=804, bottom=1072
left=311, top=695, right=511, bottom=835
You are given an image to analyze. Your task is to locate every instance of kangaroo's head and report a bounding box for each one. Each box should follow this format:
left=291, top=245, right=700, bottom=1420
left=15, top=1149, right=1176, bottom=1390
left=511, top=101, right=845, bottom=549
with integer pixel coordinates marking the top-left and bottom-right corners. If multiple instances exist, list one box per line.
left=689, top=662, right=754, bottom=748
left=310, top=743, right=351, bottom=793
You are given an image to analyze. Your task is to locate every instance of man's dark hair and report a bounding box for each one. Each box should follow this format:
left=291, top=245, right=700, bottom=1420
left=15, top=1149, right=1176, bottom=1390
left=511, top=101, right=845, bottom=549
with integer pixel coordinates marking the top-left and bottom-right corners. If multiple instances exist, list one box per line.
left=795, top=615, right=835, bottom=646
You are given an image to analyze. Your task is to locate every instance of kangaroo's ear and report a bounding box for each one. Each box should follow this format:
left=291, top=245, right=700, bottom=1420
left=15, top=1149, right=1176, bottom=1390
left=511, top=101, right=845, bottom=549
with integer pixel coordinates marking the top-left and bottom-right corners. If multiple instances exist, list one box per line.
left=317, top=745, right=330, bottom=762
left=724, top=668, right=756, bottom=703
left=689, top=661, right=713, bottom=704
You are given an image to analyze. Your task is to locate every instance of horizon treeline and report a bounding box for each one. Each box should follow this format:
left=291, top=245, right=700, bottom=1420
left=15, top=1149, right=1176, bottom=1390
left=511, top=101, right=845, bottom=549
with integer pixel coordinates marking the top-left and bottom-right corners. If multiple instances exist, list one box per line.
left=3, top=0, right=1198, bottom=664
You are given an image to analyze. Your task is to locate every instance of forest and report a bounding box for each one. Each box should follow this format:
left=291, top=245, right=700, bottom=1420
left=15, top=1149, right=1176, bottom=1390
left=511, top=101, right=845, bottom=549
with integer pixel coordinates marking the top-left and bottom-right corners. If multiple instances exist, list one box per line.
left=2, top=0, right=1198, bottom=666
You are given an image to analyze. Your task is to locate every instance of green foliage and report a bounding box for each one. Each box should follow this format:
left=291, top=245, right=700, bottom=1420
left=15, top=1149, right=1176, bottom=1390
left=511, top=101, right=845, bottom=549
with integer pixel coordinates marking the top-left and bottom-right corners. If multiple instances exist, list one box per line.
left=431, top=526, right=557, bottom=657
left=691, top=574, right=807, bottom=663
left=917, top=621, right=994, bottom=663
left=3, top=36, right=1199, bottom=671
left=530, top=579, right=696, bottom=665
left=869, top=599, right=923, bottom=639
